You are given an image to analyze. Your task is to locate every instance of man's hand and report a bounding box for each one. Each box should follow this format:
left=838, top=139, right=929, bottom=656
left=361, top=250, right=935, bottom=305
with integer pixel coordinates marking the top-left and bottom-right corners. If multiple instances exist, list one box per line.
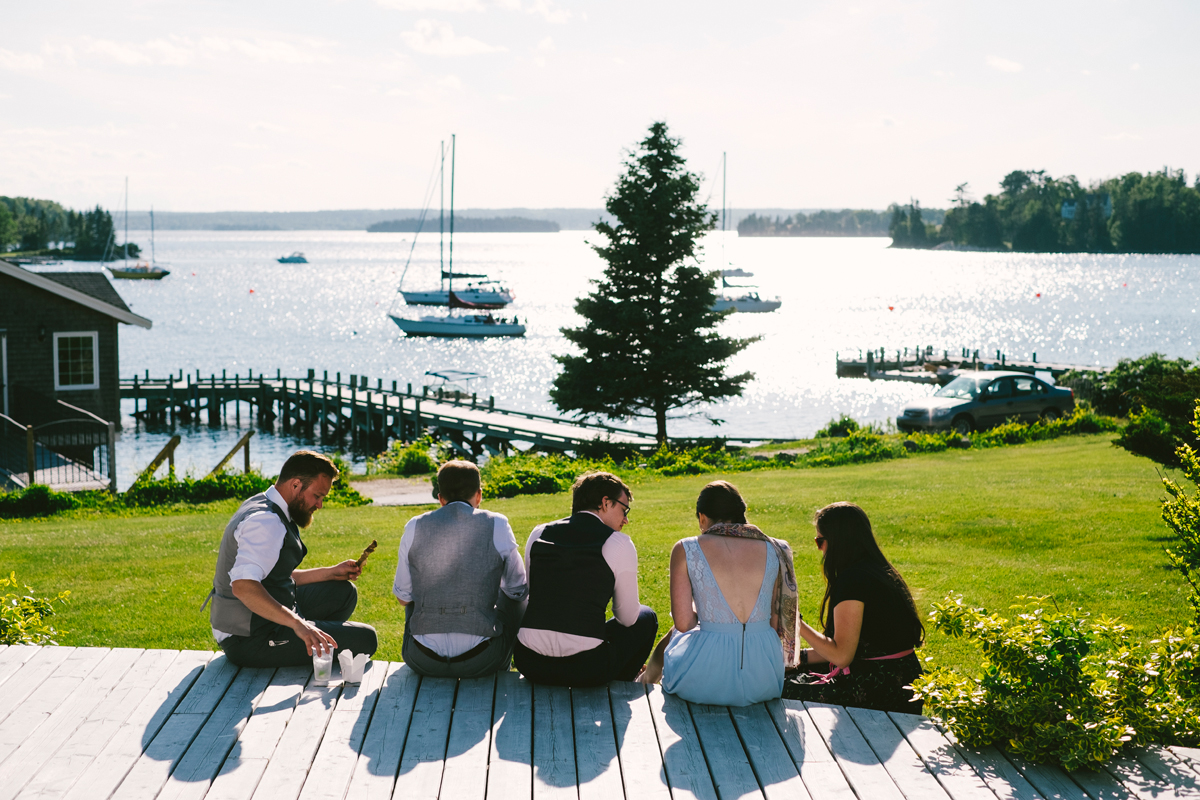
left=329, top=559, right=363, bottom=581
left=292, top=618, right=338, bottom=656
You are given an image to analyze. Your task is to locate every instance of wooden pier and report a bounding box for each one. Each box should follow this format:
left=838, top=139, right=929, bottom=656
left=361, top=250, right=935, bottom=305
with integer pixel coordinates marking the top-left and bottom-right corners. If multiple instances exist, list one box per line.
left=836, top=347, right=1107, bottom=386
left=4, top=644, right=1199, bottom=800
left=120, top=370, right=659, bottom=457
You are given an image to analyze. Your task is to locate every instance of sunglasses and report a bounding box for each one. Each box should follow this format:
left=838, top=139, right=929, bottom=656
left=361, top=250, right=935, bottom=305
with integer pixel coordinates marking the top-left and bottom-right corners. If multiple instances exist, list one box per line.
left=813, top=535, right=826, bottom=548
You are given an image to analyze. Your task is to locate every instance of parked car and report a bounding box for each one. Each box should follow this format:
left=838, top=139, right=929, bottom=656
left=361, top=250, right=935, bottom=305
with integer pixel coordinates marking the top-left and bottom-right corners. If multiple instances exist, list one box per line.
left=895, top=371, right=1075, bottom=435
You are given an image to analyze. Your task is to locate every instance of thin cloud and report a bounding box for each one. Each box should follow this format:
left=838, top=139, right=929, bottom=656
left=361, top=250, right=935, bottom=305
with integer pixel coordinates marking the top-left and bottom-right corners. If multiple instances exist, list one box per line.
left=85, top=38, right=153, bottom=65
left=376, top=0, right=486, bottom=10
left=400, top=20, right=505, bottom=55
left=526, top=0, right=569, bottom=23
left=987, top=55, right=1022, bottom=73
left=199, top=37, right=333, bottom=64
left=0, top=48, right=44, bottom=71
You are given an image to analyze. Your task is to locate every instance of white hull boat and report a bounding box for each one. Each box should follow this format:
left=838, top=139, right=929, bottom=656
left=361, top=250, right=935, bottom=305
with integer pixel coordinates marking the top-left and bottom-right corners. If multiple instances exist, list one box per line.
left=389, top=313, right=526, bottom=338
left=713, top=293, right=782, bottom=313
left=401, top=287, right=514, bottom=308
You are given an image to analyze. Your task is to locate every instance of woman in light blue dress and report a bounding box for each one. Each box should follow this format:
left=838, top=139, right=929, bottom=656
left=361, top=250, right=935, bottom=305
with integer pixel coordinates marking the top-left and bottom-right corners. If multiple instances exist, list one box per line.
left=638, top=481, right=800, bottom=706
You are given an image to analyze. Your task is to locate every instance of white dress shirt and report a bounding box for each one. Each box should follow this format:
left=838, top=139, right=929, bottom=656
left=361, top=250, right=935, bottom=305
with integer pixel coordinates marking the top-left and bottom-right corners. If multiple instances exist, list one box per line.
left=213, top=485, right=293, bottom=643
left=393, top=502, right=528, bottom=657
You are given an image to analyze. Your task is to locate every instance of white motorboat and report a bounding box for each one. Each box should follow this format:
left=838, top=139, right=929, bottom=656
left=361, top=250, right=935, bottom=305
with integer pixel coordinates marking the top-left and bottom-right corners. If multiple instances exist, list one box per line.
left=389, top=312, right=526, bottom=338
left=713, top=292, right=782, bottom=313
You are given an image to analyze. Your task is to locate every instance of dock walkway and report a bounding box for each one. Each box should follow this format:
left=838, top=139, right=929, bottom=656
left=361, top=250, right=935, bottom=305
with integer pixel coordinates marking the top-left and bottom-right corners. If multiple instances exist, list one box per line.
left=121, top=372, right=659, bottom=456
left=3, top=645, right=1198, bottom=800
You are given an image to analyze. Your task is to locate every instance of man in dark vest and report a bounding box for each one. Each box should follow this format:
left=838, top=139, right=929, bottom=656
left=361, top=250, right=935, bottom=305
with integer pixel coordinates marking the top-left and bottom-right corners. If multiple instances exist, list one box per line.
left=393, top=460, right=528, bottom=678
left=514, top=472, right=658, bottom=686
left=207, top=450, right=378, bottom=667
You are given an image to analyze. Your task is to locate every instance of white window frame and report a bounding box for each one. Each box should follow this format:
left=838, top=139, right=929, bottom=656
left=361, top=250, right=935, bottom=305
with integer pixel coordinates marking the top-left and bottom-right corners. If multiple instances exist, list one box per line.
left=53, top=331, right=100, bottom=391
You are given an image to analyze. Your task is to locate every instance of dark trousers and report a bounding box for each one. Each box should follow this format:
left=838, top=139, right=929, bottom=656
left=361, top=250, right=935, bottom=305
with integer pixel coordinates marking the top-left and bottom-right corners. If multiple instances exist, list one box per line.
left=513, top=605, right=658, bottom=687
left=219, top=581, right=378, bottom=668
left=402, top=591, right=526, bottom=679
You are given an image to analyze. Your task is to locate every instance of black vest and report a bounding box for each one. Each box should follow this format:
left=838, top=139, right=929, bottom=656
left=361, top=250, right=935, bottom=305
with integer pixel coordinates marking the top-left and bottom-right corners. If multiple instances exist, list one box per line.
left=522, top=513, right=615, bottom=641
left=252, top=502, right=307, bottom=634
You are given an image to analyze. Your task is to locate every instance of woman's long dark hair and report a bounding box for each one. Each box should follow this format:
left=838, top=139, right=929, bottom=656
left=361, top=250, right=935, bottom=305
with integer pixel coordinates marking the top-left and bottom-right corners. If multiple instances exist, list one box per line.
left=814, top=502, right=924, bottom=645
left=696, top=480, right=748, bottom=524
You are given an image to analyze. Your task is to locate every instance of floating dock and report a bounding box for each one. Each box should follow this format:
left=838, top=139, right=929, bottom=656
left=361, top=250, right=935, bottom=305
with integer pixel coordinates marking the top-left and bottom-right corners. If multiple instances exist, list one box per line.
left=121, top=370, right=659, bottom=457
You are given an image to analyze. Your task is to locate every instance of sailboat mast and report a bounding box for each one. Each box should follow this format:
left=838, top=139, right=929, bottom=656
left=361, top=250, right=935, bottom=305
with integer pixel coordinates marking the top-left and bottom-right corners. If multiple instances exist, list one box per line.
left=439, top=140, right=445, bottom=292
left=123, top=176, right=129, bottom=266
left=448, top=133, right=455, bottom=296
left=721, top=152, right=727, bottom=233
left=150, top=206, right=156, bottom=266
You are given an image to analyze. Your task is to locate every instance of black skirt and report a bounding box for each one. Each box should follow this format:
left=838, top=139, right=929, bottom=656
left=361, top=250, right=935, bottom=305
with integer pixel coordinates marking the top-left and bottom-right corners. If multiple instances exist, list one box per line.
left=781, top=652, right=923, bottom=714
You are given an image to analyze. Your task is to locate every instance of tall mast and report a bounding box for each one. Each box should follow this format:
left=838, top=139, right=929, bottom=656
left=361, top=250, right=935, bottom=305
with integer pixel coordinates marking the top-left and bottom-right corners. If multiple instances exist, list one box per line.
left=721, top=152, right=727, bottom=233
left=123, top=176, right=129, bottom=266
left=448, top=133, right=455, bottom=296
left=150, top=206, right=155, bottom=265
left=439, top=140, right=445, bottom=292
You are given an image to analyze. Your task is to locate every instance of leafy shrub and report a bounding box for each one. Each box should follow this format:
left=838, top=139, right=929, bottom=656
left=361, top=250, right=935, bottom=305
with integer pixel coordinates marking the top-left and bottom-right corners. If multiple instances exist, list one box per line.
left=913, top=595, right=1200, bottom=771
left=805, top=428, right=905, bottom=467
left=1162, top=403, right=1200, bottom=626
left=815, top=414, right=861, bottom=438
left=324, top=453, right=371, bottom=508
left=0, top=572, right=70, bottom=645
left=902, top=431, right=956, bottom=453
left=122, top=472, right=273, bottom=507
left=1061, top=353, right=1199, bottom=418
left=0, top=484, right=80, bottom=518
left=366, top=437, right=438, bottom=476
left=1116, top=406, right=1179, bottom=466
left=481, top=452, right=609, bottom=499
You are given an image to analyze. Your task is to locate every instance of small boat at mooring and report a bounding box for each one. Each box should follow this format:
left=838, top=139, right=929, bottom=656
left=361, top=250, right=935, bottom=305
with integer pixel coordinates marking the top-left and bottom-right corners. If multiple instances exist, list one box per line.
left=278, top=252, right=308, bottom=263
left=389, top=312, right=526, bottom=338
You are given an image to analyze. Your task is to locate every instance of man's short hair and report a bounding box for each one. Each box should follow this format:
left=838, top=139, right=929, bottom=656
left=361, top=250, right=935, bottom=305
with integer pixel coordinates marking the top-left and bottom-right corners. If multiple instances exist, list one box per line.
left=437, top=460, right=481, bottom=503
left=278, top=451, right=339, bottom=487
left=571, top=472, right=631, bottom=514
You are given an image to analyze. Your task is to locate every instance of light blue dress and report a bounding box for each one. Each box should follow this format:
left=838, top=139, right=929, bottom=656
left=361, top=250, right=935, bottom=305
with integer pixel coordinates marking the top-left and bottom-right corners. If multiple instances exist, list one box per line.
left=662, top=537, right=785, bottom=706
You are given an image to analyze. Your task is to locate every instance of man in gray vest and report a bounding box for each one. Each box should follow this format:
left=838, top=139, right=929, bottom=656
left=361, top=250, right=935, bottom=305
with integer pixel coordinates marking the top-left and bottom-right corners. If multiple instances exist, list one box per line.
left=393, top=460, right=527, bottom=678
left=208, top=450, right=378, bottom=668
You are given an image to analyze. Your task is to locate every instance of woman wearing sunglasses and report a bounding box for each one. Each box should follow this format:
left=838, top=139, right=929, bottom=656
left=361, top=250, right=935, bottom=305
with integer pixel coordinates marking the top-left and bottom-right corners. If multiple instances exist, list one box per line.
left=784, top=501, right=925, bottom=712
left=637, top=480, right=801, bottom=706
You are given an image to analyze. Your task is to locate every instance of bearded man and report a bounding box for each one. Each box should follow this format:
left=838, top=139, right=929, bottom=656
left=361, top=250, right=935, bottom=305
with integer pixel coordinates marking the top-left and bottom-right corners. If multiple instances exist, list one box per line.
left=205, top=450, right=378, bottom=667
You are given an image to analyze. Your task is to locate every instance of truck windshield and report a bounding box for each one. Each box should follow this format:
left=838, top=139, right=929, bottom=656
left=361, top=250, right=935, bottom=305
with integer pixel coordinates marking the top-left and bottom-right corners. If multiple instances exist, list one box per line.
left=934, top=376, right=984, bottom=400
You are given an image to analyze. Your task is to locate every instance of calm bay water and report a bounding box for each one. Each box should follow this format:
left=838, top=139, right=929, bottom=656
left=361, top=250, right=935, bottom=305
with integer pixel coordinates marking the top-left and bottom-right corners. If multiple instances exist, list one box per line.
left=39, top=231, right=1199, bottom=488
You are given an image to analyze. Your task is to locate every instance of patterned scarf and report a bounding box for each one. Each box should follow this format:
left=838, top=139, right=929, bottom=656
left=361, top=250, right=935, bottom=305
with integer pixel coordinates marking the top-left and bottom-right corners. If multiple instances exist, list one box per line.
left=703, top=522, right=801, bottom=668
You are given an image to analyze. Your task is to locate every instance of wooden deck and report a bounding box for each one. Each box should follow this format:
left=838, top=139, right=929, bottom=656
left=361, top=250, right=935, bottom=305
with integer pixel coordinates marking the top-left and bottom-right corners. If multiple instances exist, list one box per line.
left=2, top=645, right=1199, bottom=800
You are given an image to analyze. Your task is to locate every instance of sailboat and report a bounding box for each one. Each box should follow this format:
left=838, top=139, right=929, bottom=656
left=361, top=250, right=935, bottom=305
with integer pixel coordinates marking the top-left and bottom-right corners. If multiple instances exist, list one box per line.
left=110, top=190, right=170, bottom=280
left=709, top=153, right=780, bottom=313
left=389, top=136, right=526, bottom=338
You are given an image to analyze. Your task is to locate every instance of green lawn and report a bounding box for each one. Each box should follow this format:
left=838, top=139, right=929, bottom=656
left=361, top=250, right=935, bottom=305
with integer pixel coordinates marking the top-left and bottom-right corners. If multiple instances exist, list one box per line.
left=1, top=433, right=1190, bottom=674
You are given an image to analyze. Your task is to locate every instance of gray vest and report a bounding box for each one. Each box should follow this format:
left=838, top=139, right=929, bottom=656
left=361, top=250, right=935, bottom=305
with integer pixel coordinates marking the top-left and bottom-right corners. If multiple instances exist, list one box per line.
left=208, top=493, right=306, bottom=637
left=407, top=502, right=505, bottom=637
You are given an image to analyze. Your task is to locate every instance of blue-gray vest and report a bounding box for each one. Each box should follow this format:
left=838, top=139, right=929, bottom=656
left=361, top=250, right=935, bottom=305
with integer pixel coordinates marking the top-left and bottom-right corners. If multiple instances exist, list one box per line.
left=208, top=493, right=307, bottom=637
left=406, top=502, right=505, bottom=637
left=521, top=513, right=615, bottom=641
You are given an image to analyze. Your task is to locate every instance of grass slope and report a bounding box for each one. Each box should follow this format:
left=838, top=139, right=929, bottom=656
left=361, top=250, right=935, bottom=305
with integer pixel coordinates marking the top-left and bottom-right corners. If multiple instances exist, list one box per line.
left=0, top=433, right=1188, bottom=673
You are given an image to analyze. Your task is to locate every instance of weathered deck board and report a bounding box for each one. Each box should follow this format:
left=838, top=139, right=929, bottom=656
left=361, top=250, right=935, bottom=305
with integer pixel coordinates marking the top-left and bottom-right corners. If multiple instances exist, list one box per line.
left=608, top=682, right=671, bottom=800
left=4, top=646, right=1185, bottom=800
left=730, top=703, right=811, bottom=800
left=487, top=670, right=533, bottom=800
left=202, top=665, right=310, bottom=800
left=345, top=663, right=420, bottom=800
left=531, top=684, right=576, bottom=800
left=647, top=685, right=718, bottom=800
left=437, top=675, right=495, bottom=800
left=804, top=702, right=907, bottom=800
left=297, top=661, right=389, bottom=800
left=393, top=676, right=455, bottom=800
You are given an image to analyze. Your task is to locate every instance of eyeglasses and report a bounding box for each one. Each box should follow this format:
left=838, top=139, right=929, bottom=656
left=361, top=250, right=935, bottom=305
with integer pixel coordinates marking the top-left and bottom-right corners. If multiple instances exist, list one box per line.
left=612, top=497, right=631, bottom=519
left=813, top=536, right=826, bottom=548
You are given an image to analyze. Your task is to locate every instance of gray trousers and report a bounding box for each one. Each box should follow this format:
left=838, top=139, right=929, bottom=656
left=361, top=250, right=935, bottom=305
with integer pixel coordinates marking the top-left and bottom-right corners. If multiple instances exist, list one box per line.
left=402, top=592, right=525, bottom=679
left=220, top=581, right=378, bottom=668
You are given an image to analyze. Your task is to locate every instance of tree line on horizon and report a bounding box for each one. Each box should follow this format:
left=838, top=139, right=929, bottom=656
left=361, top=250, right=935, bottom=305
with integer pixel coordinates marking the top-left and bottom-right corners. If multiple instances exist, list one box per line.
left=890, top=168, right=1200, bottom=253
left=738, top=207, right=946, bottom=237
left=0, top=196, right=139, bottom=260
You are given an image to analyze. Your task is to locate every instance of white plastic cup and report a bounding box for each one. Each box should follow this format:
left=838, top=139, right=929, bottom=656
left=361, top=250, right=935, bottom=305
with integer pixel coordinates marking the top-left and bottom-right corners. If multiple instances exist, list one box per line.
left=312, top=645, right=334, bottom=683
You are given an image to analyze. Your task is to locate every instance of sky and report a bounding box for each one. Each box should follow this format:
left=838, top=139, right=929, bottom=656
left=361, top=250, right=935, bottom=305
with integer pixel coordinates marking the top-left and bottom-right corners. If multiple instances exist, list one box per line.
left=2, top=0, right=1198, bottom=212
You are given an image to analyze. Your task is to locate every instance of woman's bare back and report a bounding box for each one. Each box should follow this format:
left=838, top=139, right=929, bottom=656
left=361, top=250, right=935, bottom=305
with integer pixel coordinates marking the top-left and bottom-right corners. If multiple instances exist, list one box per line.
left=697, top=534, right=770, bottom=624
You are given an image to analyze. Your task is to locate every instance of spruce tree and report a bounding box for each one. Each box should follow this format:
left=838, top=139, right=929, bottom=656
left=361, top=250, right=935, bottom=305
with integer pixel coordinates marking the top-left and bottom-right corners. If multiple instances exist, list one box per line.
left=551, top=122, right=756, bottom=443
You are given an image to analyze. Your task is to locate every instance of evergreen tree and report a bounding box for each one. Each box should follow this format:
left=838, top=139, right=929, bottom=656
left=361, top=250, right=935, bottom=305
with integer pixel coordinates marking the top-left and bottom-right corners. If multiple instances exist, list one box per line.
left=551, top=122, right=756, bottom=442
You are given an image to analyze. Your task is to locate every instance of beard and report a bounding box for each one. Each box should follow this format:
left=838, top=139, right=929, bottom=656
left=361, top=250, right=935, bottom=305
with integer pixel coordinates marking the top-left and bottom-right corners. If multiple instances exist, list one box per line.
left=288, top=497, right=315, bottom=528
